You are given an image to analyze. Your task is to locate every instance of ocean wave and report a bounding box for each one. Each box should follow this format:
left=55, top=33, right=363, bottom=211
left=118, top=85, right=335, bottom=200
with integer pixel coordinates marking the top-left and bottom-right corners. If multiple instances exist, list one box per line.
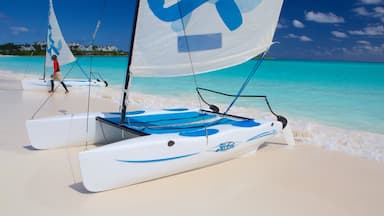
left=291, top=120, right=384, bottom=161
left=100, top=86, right=384, bottom=162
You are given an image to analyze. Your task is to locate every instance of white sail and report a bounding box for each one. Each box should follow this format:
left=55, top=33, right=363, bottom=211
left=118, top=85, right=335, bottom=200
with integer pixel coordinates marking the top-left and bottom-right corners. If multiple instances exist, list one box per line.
left=130, top=0, right=283, bottom=77
left=45, top=0, right=76, bottom=67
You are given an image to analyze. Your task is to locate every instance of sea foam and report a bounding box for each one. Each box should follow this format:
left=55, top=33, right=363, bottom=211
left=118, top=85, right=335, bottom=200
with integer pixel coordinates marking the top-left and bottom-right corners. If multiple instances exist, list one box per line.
left=99, top=86, right=384, bottom=162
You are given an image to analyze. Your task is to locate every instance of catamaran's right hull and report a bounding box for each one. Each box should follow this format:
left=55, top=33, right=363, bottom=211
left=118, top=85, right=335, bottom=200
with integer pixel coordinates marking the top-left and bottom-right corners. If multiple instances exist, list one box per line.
left=26, top=108, right=287, bottom=192
left=79, top=119, right=282, bottom=192
left=21, top=78, right=107, bottom=90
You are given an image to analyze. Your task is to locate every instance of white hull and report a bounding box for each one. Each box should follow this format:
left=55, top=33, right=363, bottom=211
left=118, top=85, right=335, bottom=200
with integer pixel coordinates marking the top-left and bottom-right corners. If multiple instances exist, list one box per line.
left=80, top=119, right=281, bottom=192
left=26, top=112, right=104, bottom=149
left=26, top=109, right=286, bottom=192
left=21, top=78, right=107, bottom=90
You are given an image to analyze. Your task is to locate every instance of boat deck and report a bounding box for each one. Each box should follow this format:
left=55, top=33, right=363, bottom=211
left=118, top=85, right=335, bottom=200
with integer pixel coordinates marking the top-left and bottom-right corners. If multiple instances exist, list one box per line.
left=96, top=110, right=261, bottom=136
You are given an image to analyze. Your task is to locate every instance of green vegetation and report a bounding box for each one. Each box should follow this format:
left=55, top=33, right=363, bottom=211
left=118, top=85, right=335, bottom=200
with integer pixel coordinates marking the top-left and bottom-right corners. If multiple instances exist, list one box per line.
left=0, top=42, right=128, bottom=56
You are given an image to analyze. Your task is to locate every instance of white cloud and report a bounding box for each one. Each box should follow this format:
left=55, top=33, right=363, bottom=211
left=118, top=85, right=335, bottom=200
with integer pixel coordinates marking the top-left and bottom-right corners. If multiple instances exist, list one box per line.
left=305, top=11, right=345, bottom=23
left=286, top=34, right=297, bottom=38
left=349, top=25, right=384, bottom=36
left=353, top=6, right=384, bottom=22
left=353, top=7, right=371, bottom=16
left=359, top=0, right=383, bottom=4
left=277, top=23, right=288, bottom=29
left=312, top=43, right=384, bottom=62
left=286, top=34, right=313, bottom=42
left=357, top=40, right=371, bottom=45
left=292, top=19, right=305, bottom=28
left=299, top=35, right=313, bottom=41
left=374, top=6, right=384, bottom=15
left=316, top=43, right=384, bottom=62
left=349, top=43, right=384, bottom=54
left=10, top=26, right=29, bottom=35
left=331, top=31, right=348, bottom=38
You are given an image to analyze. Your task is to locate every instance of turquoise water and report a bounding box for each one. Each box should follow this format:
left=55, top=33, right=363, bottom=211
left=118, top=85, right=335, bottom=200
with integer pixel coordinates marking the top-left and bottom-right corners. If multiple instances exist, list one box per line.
left=1, top=56, right=383, bottom=134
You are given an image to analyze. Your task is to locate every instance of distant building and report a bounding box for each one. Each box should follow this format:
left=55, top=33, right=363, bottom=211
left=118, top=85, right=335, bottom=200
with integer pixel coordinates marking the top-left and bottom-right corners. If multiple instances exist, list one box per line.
left=20, top=45, right=35, bottom=51
left=0, top=41, right=127, bottom=56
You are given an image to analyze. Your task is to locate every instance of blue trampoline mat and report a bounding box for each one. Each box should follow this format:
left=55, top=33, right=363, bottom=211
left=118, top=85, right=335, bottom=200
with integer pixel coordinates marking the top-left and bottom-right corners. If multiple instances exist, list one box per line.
left=99, top=111, right=260, bottom=135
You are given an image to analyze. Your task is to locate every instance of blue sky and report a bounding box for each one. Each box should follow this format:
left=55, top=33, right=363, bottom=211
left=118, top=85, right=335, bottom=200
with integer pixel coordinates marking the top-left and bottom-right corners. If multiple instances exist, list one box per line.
left=0, top=0, right=383, bottom=62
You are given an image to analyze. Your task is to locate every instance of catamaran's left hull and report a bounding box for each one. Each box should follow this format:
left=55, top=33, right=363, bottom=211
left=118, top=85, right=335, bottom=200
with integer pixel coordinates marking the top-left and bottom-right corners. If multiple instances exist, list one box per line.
left=25, top=112, right=139, bottom=149
left=21, top=78, right=107, bottom=90
left=26, top=113, right=101, bottom=149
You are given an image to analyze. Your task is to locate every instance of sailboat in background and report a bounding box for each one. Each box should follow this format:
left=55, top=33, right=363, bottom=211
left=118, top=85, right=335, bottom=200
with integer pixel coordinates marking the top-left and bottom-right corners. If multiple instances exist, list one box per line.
left=26, top=0, right=294, bottom=192
left=22, top=0, right=107, bottom=90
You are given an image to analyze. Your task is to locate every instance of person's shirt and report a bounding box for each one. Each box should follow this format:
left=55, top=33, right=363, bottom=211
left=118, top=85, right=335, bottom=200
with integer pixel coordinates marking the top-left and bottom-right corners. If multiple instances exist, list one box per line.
left=53, top=59, right=60, bottom=73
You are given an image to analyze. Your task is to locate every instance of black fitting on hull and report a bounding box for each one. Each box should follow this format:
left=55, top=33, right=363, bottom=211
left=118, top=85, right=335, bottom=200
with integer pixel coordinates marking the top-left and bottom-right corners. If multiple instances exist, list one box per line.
left=277, top=115, right=288, bottom=129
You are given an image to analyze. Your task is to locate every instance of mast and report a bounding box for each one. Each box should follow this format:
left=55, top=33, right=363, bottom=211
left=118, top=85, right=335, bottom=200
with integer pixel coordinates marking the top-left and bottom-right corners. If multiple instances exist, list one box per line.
left=43, top=0, right=50, bottom=81
left=43, top=53, right=47, bottom=80
left=120, top=0, right=141, bottom=124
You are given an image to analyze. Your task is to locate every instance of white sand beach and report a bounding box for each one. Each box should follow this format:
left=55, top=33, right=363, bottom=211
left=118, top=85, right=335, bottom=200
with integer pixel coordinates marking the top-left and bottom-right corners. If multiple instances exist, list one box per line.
left=1, top=74, right=384, bottom=216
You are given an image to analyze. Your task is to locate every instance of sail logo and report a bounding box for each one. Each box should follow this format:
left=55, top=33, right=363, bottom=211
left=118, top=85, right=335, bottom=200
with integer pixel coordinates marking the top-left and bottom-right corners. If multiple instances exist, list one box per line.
left=47, top=23, right=63, bottom=57
left=147, top=0, right=262, bottom=52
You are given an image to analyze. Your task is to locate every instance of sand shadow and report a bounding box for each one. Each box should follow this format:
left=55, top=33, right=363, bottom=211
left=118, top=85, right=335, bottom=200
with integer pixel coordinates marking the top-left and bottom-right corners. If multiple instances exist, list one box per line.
left=23, top=145, right=41, bottom=151
left=258, top=141, right=288, bottom=150
left=69, top=182, right=93, bottom=194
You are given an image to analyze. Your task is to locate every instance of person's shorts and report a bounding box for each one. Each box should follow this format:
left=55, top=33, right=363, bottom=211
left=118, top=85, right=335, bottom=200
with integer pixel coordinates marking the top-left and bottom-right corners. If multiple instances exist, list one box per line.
left=52, top=72, right=63, bottom=81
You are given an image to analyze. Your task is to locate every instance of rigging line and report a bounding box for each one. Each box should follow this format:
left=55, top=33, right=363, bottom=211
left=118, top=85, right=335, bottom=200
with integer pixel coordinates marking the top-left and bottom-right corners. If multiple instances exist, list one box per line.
left=74, top=61, right=91, bottom=80
left=224, top=52, right=267, bottom=115
left=85, top=0, right=107, bottom=150
left=31, top=63, right=76, bottom=119
left=31, top=0, right=56, bottom=119
left=43, top=3, right=50, bottom=81
left=89, top=0, right=107, bottom=80
left=175, top=2, right=203, bottom=110
left=176, top=2, right=209, bottom=143
left=43, top=53, right=47, bottom=80
left=64, top=113, right=77, bottom=185
left=23, top=51, right=35, bottom=78
left=62, top=62, right=76, bottom=79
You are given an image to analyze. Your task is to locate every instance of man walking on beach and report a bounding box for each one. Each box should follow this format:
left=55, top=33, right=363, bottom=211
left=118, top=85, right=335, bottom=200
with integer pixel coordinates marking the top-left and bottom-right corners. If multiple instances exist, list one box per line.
left=49, top=54, right=69, bottom=94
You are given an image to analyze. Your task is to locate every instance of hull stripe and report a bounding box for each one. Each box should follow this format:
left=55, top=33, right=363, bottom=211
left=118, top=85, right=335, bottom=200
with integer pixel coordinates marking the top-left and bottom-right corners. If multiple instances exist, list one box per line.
left=116, top=152, right=199, bottom=163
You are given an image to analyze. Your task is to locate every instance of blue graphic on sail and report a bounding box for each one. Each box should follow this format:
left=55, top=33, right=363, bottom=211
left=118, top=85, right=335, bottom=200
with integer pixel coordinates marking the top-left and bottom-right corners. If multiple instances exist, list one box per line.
left=47, top=23, right=63, bottom=57
left=147, top=0, right=262, bottom=52
left=45, top=0, right=75, bottom=67
left=148, top=0, right=242, bottom=31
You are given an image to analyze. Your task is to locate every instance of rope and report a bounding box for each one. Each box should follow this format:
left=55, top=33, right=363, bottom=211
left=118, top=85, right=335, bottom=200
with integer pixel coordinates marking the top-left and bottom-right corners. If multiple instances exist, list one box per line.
left=64, top=114, right=77, bottom=185
left=85, top=0, right=107, bottom=150
left=224, top=52, right=267, bottom=114
left=23, top=51, right=35, bottom=77
left=75, top=61, right=91, bottom=80
left=30, top=63, right=76, bottom=119
left=175, top=2, right=210, bottom=144
left=175, top=3, right=203, bottom=110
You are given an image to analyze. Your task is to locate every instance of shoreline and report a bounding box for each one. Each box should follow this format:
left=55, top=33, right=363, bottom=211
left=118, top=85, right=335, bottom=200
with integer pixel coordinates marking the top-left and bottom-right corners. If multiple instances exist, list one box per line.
left=2, top=54, right=384, bottom=64
left=1, top=70, right=384, bottom=162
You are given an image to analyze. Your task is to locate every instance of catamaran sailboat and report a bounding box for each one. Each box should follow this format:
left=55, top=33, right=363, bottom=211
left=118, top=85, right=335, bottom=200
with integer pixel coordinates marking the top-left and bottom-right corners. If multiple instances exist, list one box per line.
left=22, top=0, right=107, bottom=90
left=26, top=0, right=294, bottom=192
